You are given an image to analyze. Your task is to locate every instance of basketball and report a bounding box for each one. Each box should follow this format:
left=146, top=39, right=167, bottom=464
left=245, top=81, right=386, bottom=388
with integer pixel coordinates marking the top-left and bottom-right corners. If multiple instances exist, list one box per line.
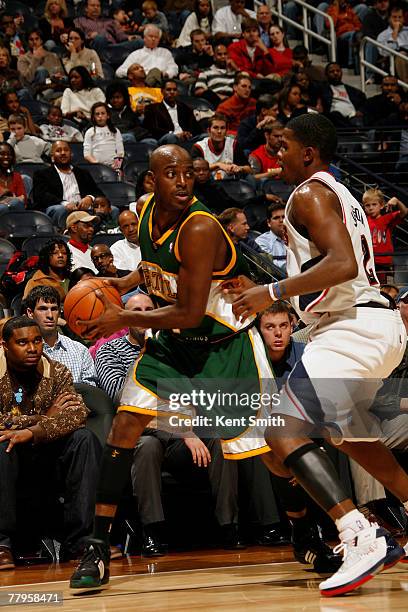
left=64, top=278, right=123, bottom=337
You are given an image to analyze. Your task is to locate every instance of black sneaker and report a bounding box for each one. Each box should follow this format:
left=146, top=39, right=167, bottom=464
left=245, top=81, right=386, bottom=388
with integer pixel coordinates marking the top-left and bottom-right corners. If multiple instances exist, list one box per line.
left=70, top=539, right=110, bottom=593
left=292, top=521, right=342, bottom=574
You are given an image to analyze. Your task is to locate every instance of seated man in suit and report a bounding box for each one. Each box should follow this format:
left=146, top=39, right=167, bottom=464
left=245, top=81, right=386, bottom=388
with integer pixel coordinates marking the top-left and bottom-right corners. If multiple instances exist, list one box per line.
left=143, top=79, right=203, bottom=145
left=320, top=62, right=366, bottom=128
left=32, top=140, right=103, bottom=229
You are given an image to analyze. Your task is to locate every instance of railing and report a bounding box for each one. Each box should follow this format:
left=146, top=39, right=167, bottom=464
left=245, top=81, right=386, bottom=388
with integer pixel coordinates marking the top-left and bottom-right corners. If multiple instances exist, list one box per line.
left=360, top=36, right=408, bottom=94
left=272, top=0, right=336, bottom=62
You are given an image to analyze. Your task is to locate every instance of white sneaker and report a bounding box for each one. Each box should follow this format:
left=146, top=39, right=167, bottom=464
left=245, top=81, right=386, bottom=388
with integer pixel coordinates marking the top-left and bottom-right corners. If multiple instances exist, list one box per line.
left=319, top=525, right=404, bottom=597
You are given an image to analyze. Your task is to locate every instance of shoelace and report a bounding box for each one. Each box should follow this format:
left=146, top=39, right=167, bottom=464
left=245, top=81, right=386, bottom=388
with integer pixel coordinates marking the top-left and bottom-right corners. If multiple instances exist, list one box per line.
left=332, top=523, right=379, bottom=573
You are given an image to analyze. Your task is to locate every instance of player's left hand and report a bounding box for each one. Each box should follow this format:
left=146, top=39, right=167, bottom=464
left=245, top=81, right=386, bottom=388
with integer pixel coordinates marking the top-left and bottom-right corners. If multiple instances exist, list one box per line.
left=0, top=429, right=33, bottom=452
left=78, top=290, right=124, bottom=339
left=232, top=285, right=274, bottom=321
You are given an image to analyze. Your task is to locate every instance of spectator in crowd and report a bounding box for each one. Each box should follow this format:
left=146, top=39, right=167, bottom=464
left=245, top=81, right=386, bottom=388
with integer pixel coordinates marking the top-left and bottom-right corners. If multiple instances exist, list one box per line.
left=291, top=45, right=327, bottom=82
left=176, top=29, right=214, bottom=83
left=39, top=105, right=83, bottom=143
left=0, top=13, right=26, bottom=58
left=66, top=211, right=98, bottom=273
left=227, top=18, right=274, bottom=78
left=92, top=195, right=118, bottom=232
left=0, top=46, right=22, bottom=91
left=25, top=286, right=97, bottom=386
left=32, top=140, right=102, bottom=228
left=293, top=70, right=323, bottom=110
left=23, top=238, right=72, bottom=302
left=1, top=89, right=38, bottom=135
left=111, top=210, right=141, bottom=271
left=363, top=75, right=403, bottom=125
left=377, top=5, right=408, bottom=83
left=192, top=113, right=252, bottom=178
left=83, top=102, right=124, bottom=169
left=218, top=207, right=263, bottom=252
left=194, top=43, right=236, bottom=107
left=320, top=62, right=366, bottom=127
left=74, top=0, right=142, bottom=60
left=68, top=267, right=96, bottom=290
left=91, top=244, right=131, bottom=278
left=255, top=202, right=287, bottom=271
left=237, top=94, right=279, bottom=153
left=143, top=79, right=202, bottom=144
left=62, top=27, right=104, bottom=79
left=256, top=4, right=274, bottom=48
left=361, top=0, right=390, bottom=82
left=217, top=73, right=256, bottom=134
left=268, top=23, right=294, bottom=78
left=177, top=0, right=213, bottom=48
left=212, top=0, right=255, bottom=43
left=381, top=283, right=399, bottom=302
left=105, top=80, right=153, bottom=145
left=7, top=115, right=51, bottom=164
left=0, top=142, right=26, bottom=211
left=0, top=316, right=99, bottom=568
left=112, top=8, right=139, bottom=38
left=38, top=0, right=73, bottom=49
left=95, top=292, right=154, bottom=401
left=276, top=84, right=305, bottom=124
left=249, top=121, right=284, bottom=178
left=115, top=24, right=178, bottom=82
left=60, top=66, right=105, bottom=124
left=140, top=0, right=169, bottom=34
left=362, top=187, right=408, bottom=282
left=126, top=64, right=163, bottom=117
left=326, top=0, right=362, bottom=70
left=17, top=29, right=64, bottom=90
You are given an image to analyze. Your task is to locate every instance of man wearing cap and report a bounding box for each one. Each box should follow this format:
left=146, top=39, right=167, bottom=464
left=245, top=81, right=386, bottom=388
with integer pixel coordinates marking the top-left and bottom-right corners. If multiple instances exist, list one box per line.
left=66, top=211, right=98, bottom=273
left=32, top=141, right=103, bottom=229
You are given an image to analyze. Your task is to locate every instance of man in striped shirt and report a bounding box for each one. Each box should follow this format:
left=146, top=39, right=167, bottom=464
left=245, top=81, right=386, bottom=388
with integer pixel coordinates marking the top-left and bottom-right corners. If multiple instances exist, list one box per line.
left=194, top=43, right=236, bottom=107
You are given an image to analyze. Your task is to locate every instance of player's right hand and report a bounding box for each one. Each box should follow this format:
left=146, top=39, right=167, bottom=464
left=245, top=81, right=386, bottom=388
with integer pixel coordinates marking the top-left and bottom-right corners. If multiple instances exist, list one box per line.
left=232, top=285, right=273, bottom=321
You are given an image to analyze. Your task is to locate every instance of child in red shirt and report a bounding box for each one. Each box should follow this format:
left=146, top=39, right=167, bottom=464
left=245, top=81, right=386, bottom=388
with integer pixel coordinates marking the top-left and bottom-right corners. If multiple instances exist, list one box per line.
left=362, top=187, right=408, bottom=282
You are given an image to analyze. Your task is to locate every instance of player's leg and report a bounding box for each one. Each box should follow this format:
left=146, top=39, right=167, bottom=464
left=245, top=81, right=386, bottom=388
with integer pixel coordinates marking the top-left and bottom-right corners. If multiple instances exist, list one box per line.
left=262, top=451, right=342, bottom=573
left=70, top=411, right=152, bottom=591
left=265, top=424, right=405, bottom=597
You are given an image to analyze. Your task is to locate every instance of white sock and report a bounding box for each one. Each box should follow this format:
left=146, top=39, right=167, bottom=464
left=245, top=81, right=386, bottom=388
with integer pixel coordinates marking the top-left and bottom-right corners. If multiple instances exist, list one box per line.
left=335, top=509, right=371, bottom=542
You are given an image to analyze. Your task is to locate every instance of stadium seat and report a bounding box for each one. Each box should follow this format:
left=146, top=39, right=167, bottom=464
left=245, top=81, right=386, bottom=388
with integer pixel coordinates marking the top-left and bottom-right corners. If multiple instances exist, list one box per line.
left=99, top=182, right=136, bottom=209
left=244, top=203, right=269, bottom=233
left=10, top=293, right=23, bottom=316
left=77, top=162, right=118, bottom=183
left=91, top=233, right=125, bottom=248
left=178, top=95, right=215, bottom=112
left=70, top=142, right=85, bottom=164
left=20, top=100, right=50, bottom=124
left=22, top=235, right=68, bottom=258
left=102, top=46, right=132, bottom=69
left=101, top=63, right=115, bottom=81
left=216, top=179, right=257, bottom=205
left=0, top=211, right=55, bottom=240
left=123, top=160, right=147, bottom=184
left=15, top=162, right=50, bottom=180
left=262, top=179, right=294, bottom=202
left=124, top=142, right=156, bottom=163
left=0, top=237, right=16, bottom=277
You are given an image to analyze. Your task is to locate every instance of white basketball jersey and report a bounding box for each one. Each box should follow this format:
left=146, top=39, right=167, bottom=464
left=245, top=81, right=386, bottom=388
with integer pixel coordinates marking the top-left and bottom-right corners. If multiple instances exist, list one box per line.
left=194, top=136, right=235, bottom=178
left=285, top=170, right=388, bottom=322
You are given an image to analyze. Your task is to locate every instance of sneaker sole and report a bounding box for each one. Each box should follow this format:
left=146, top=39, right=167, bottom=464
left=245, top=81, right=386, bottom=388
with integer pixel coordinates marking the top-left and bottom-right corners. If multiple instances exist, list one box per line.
left=320, top=546, right=405, bottom=597
left=70, top=580, right=109, bottom=595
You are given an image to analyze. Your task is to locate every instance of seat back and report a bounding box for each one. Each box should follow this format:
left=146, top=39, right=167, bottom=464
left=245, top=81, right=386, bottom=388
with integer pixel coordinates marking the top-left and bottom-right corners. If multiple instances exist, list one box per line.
left=0, top=237, right=16, bottom=276
left=0, top=211, right=55, bottom=239
left=22, top=234, right=68, bottom=258
left=123, top=160, right=148, bottom=185
left=77, top=162, right=118, bottom=183
left=99, top=182, right=136, bottom=209
left=15, top=162, right=50, bottom=180
left=91, top=233, right=125, bottom=247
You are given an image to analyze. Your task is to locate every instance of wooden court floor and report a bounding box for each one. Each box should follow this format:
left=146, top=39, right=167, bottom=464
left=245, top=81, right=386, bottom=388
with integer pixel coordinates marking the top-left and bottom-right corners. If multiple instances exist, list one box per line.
left=0, top=546, right=407, bottom=611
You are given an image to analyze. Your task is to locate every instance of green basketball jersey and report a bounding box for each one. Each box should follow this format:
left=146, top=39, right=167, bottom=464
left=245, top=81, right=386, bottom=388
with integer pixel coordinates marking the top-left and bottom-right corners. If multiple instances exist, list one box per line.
left=138, top=193, right=253, bottom=340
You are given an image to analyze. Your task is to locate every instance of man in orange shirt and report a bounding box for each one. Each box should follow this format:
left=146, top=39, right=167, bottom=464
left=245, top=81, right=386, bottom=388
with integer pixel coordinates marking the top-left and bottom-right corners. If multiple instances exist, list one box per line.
left=217, top=73, right=256, bottom=134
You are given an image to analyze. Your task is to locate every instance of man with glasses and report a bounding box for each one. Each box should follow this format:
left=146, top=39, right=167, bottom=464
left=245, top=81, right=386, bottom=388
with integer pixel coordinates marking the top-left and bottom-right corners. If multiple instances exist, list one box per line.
left=91, top=244, right=131, bottom=278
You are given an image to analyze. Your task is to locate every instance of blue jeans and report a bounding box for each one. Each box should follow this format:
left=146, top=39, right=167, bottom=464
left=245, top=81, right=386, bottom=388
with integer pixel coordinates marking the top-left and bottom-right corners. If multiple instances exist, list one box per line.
left=91, top=35, right=143, bottom=61
left=1, top=198, right=25, bottom=211
left=46, top=204, right=69, bottom=228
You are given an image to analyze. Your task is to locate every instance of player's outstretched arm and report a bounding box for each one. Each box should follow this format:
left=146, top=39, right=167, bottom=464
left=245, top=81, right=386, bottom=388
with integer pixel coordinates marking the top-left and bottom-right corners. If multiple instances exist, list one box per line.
left=80, top=215, right=225, bottom=338
left=233, top=182, right=359, bottom=320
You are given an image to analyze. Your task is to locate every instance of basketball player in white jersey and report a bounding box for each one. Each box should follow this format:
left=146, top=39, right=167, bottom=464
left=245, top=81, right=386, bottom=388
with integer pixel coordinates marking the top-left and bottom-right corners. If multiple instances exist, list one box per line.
left=231, top=114, right=408, bottom=596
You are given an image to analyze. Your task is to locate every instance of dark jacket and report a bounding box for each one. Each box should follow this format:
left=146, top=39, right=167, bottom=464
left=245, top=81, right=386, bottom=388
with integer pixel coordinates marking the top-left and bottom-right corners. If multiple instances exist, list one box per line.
left=363, top=92, right=403, bottom=126
left=110, top=105, right=151, bottom=141
left=143, top=100, right=201, bottom=140
left=320, top=81, right=367, bottom=116
left=33, top=165, right=103, bottom=210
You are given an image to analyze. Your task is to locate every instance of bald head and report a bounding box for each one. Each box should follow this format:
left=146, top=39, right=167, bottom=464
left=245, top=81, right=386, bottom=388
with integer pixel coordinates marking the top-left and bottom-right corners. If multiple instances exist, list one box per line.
left=150, top=145, right=192, bottom=173
left=118, top=210, right=139, bottom=244
left=125, top=292, right=155, bottom=344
